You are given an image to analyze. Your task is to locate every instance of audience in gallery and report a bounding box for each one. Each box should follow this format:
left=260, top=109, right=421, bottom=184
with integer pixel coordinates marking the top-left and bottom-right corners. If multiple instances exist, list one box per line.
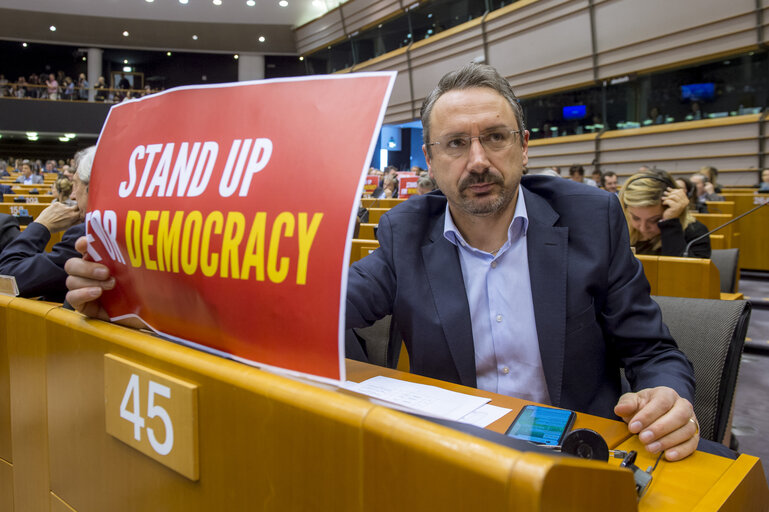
left=14, top=160, right=44, bottom=185
left=619, top=169, right=711, bottom=258
left=0, top=70, right=156, bottom=102
left=0, top=146, right=94, bottom=302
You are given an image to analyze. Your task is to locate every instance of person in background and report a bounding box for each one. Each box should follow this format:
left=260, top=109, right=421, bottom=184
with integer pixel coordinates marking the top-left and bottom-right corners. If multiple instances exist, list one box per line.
left=77, top=73, right=89, bottom=100
left=690, top=172, right=724, bottom=211
left=416, top=176, right=437, bottom=195
left=94, top=76, right=108, bottom=102
left=52, top=178, right=76, bottom=206
left=568, top=165, right=598, bottom=187
left=62, top=76, right=75, bottom=100
left=0, top=147, right=94, bottom=302
left=699, top=166, right=722, bottom=193
left=591, top=169, right=603, bottom=187
left=14, top=161, right=44, bottom=184
left=674, top=176, right=704, bottom=213
left=759, top=169, right=769, bottom=192
left=619, top=170, right=710, bottom=258
left=601, top=171, right=619, bottom=195
left=46, top=73, right=59, bottom=100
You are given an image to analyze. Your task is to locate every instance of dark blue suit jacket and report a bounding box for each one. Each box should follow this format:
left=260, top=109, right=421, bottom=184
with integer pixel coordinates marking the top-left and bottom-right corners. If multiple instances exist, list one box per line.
left=0, top=222, right=84, bottom=302
left=346, top=175, right=695, bottom=420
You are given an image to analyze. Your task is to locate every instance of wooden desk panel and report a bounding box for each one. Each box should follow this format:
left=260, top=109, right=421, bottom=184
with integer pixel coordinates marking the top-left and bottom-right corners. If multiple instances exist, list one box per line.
left=692, top=213, right=735, bottom=248
left=358, top=222, right=377, bottom=240
left=360, top=198, right=405, bottom=209
left=637, top=256, right=720, bottom=299
left=368, top=207, right=389, bottom=224
left=721, top=193, right=769, bottom=271
left=350, top=239, right=380, bottom=265
left=0, top=202, right=47, bottom=218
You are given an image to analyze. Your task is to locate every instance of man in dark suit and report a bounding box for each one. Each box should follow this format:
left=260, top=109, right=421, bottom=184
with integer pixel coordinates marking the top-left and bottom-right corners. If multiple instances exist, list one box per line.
left=347, top=63, right=700, bottom=461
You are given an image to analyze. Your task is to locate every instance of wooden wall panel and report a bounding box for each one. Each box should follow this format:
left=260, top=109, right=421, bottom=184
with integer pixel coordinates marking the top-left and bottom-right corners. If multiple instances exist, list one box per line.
left=295, top=8, right=346, bottom=55
left=341, top=0, right=403, bottom=37
left=527, top=135, right=597, bottom=171
left=486, top=0, right=594, bottom=96
left=594, top=0, right=757, bottom=79
left=357, top=51, right=414, bottom=124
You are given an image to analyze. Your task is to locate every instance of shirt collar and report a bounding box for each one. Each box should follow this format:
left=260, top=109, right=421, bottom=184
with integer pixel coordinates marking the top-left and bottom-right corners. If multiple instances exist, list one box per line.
left=443, top=185, right=529, bottom=253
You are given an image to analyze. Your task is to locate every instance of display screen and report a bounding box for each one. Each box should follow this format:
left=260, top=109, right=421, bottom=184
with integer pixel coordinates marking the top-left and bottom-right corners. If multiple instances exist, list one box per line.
left=680, top=83, right=715, bottom=102
left=506, top=405, right=574, bottom=446
left=562, top=105, right=587, bottom=120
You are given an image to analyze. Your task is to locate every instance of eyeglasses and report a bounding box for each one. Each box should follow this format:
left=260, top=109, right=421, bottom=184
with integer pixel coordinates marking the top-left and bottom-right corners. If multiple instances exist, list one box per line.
left=427, top=128, right=521, bottom=158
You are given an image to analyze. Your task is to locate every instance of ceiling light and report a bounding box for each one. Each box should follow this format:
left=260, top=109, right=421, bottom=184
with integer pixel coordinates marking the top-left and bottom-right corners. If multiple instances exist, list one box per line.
left=146, top=0, right=154, bottom=2
left=123, top=31, right=129, bottom=37
left=82, top=56, right=87, bottom=61
left=179, top=0, right=189, bottom=4
left=258, top=36, right=265, bottom=42
left=22, top=42, right=28, bottom=47
left=123, top=59, right=128, bottom=64
left=49, top=25, right=56, bottom=31
left=234, top=54, right=239, bottom=59
left=279, top=0, right=288, bottom=6
left=247, top=0, right=256, bottom=5
left=299, top=56, right=304, bottom=61
left=65, top=133, right=76, bottom=138
left=213, top=0, right=222, bottom=4
left=312, top=0, right=322, bottom=7
left=26, top=132, right=38, bottom=137
left=192, top=34, right=199, bottom=40
left=59, top=137, right=70, bottom=142
left=123, top=66, right=132, bottom=72
left=167, top=51, right=172, bottom=56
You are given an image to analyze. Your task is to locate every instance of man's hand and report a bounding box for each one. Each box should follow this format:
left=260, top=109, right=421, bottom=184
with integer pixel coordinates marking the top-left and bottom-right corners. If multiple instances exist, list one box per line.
left=35, top=202, right=81, bottom=233
left=64, top=236, right=116, bottom=321
left=614, top=386, right=699, bottom=461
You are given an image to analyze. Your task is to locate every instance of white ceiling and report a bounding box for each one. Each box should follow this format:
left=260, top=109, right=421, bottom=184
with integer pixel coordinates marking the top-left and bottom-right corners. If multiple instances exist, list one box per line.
left=0, top=0, right=336, bottom=28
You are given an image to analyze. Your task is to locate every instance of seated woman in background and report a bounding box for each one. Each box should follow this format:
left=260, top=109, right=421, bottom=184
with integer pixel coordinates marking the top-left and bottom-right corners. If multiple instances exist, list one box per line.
left=52, top=177, right=76, bottom=206
left=759, top=169, right=769, bottom=192
left=619, top=170, right=711, bottom=258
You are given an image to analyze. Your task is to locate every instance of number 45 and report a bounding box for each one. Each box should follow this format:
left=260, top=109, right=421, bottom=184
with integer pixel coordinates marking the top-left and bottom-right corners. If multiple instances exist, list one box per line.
left=120, top=374, right=175, bottom=456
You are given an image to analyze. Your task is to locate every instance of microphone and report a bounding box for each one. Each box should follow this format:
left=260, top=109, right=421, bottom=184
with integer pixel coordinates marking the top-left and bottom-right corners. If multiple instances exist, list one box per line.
left=683, top=199, right=768, bottom=257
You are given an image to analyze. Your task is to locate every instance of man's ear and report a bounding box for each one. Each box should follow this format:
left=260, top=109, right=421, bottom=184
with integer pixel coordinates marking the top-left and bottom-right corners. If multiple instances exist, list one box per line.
left=423, top=144, right=434, bottom=178
left=521, top=130, right=530, bottom=167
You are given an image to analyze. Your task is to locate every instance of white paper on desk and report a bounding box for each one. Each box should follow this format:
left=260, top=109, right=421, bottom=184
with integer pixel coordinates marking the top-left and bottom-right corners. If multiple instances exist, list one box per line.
left=457, top=404, right=511, bottom=428
left=344, top=376, right=490, bottom=420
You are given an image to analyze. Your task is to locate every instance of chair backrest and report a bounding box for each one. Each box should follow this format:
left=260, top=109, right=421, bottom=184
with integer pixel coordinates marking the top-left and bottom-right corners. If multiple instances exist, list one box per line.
left=651, top=296, right=751, bottom=443
left=352, top=315, right=401, bottom=369
left=710, top=248, right=740, bottom=293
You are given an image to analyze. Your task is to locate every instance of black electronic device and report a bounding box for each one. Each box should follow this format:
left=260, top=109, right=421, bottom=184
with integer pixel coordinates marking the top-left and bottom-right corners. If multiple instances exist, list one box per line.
left=505, top=404, right=576, bottom=447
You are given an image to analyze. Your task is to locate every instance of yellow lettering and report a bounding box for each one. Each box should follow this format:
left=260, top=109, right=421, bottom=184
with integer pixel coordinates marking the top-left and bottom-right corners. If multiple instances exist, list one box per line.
left=141, top=211, right=159, bottom=271
left=200, top=211, right=223, bottom=277
left=267, top=212, right=294, bottom=283
left=125, top=210, right=142, bottom=267
left=296, top=213, right=322, bottom=285
left=181, top=211, right=203, bottom=275
left=156, top=211, right=183, bottom=273
left=221, top=212, right=245, bottom=279
left=240, top=212, right=266, bottom=281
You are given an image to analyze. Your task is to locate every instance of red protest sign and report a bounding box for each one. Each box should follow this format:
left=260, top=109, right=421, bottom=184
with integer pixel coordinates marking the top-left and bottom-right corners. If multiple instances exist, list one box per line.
left=399, top=175, right=419, bottom=198
left=85, top=74, right=395, bottom=381
left=363, top=175, right=378, bottom=195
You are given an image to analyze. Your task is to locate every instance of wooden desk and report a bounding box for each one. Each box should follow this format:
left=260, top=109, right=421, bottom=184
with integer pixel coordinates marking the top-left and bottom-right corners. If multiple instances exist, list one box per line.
left=721, top=193, right=769, bottom=271
left=360, top=198, right=405, bottom=209
left=0, top=202, right=47, bottom=218
left=346, top=361, right=767, bottom=511
left=637, top=255, right=720, bottom=299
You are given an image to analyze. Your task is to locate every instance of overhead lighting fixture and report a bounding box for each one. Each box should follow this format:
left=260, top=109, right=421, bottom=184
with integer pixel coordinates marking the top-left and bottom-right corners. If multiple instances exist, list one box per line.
left=22, top=42, right=28, bottom=47
left=26, top=132, right=38, bottom=137
left=246, top=0, right=256, bottom=5
left=258, top=36, right=265, bottom=42
left=279, top=0, right=288, bottom=6
left=65, top=133, right=76, bottom=138
left=167, top=51, right=172, bottom=56
left=192, top=34, right=199, bottom=40
left=312, top=0, right=322, bottom=7
left=49, top=25, right=56, bottom=31
left=59, top=137, right=70, bottom=142
left=213, top=0, right=222, bottom=4
left=82, top=56, right=87, bottom=61
left=146, top=0, right=154, bottom=2
left=234, top=54, right=239, bottom=59
left=179, top=0, right=189, bottom=4
left=123, top=59, right=128, bottom=64
left=123, top=31, right=129, bottom=37
left=299, top=56, right=304, bottom=61
left=123, top=66, right=132, bottom=72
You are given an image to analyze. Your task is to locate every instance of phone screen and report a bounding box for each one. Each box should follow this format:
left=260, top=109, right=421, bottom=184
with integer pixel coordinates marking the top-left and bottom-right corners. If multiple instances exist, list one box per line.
left=505, top=405, right=575, bottom=446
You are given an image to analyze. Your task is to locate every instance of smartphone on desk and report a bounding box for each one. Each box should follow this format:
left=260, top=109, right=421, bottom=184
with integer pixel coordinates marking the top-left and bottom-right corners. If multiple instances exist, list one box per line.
left=505, top=404, right=576, bottom=446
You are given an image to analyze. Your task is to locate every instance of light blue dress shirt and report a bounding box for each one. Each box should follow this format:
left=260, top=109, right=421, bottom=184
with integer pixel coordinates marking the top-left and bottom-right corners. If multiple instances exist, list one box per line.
left=443, top=187, right=551, bottom=404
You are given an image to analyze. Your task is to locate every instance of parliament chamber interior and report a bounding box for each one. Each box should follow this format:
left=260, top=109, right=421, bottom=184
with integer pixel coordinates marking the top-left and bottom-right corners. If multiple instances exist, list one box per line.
left=1, top=0, right=769, bottom=510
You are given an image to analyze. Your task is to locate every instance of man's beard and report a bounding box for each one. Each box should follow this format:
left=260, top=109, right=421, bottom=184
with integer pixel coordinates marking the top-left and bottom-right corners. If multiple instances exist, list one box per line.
left=456, top=170, right=516, bottom=216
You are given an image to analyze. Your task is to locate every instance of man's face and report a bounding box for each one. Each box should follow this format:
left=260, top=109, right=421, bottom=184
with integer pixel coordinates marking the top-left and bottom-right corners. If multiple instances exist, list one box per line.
left=21, top=164, right=31, bottom=177
left=569, top=172, right=583, bottom=183
left=45, top=161, right=54, bottom=171
left=423, top=87, right=528, bottom=219
left=604, top=175, right=618, bottom=193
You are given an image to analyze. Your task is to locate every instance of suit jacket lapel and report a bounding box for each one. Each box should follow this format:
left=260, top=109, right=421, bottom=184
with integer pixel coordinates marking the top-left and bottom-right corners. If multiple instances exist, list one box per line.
left=422, top=213, right=477, bottom=388
left=523, top=187, right=568, bottom=407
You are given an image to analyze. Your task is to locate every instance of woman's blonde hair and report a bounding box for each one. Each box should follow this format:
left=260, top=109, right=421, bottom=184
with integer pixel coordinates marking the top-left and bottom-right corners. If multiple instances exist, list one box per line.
left=619, top=170, right=695, bottom=250
left=55, top=177, right=73, bottom=198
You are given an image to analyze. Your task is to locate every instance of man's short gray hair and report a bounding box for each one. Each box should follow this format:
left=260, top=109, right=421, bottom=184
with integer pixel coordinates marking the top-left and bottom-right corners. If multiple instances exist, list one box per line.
left=420, top=62, right=525, bottom=157
left=75, top=146, right=96, bottom=185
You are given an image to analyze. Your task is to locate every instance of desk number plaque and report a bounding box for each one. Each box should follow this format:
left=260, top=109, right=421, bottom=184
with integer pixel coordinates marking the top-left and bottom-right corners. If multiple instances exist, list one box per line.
left=104, top=354, right=199, bottom=480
